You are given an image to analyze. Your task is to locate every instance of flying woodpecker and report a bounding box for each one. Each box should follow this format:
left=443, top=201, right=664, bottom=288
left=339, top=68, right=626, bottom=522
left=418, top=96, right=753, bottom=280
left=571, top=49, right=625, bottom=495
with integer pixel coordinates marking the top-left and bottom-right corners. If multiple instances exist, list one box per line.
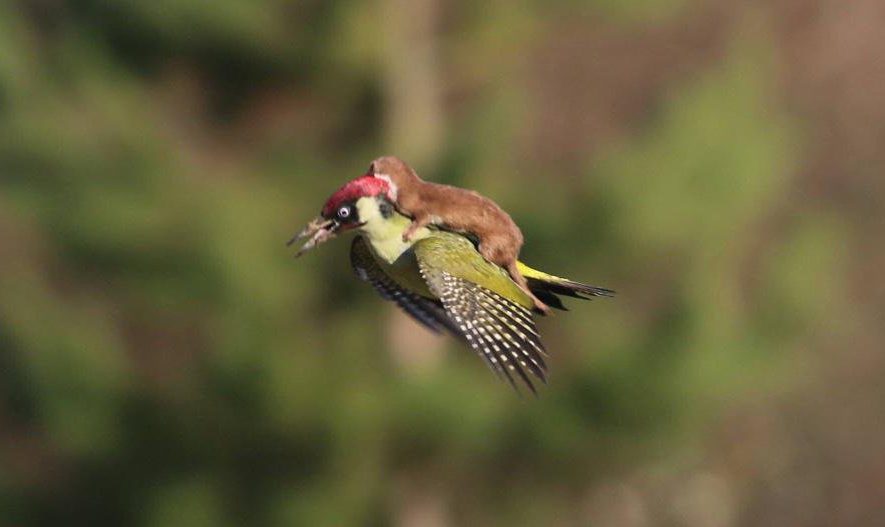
left=290, top=175, right=614, bottom=392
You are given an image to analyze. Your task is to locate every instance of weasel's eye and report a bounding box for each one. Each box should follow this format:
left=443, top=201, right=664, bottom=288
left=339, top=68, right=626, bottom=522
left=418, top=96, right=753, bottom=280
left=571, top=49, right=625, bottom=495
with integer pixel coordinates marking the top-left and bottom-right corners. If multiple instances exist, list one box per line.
left=337, top=205, right=352, bottom=219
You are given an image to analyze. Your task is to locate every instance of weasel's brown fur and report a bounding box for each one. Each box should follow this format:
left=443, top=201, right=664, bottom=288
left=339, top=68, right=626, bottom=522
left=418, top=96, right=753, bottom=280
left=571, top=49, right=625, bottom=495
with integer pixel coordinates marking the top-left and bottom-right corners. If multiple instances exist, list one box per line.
left=369, top=156, right=550, bottom=314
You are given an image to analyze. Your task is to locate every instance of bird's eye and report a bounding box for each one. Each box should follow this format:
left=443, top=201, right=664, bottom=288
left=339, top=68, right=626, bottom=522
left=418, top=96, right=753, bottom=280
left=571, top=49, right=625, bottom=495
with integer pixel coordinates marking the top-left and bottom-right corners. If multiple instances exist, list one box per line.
left=337, top=206, right=352, bottom=219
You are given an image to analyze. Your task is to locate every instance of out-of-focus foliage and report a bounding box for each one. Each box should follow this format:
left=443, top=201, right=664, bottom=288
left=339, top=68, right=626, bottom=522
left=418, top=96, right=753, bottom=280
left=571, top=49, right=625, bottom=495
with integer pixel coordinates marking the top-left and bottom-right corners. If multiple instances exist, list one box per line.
left=0, top=1, right=881, bottom=526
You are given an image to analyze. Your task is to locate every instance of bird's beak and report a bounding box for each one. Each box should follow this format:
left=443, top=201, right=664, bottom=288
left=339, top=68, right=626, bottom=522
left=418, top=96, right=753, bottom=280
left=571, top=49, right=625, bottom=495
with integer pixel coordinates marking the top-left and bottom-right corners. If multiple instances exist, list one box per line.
left=287, top=216, right=340, bottom=257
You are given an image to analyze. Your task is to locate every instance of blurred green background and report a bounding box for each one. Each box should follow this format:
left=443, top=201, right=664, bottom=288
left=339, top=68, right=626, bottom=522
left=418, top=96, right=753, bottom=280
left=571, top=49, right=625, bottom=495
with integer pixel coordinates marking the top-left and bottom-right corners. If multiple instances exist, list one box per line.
left=1, top=1, right=882, bottom=526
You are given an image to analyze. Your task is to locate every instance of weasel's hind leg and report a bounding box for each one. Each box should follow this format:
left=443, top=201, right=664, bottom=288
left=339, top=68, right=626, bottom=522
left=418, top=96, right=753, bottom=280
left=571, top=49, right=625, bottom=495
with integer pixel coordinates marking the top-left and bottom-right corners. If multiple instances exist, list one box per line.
left=479, top=238, right=551, bottom=314
left=505, top=260, right=551, bottom=315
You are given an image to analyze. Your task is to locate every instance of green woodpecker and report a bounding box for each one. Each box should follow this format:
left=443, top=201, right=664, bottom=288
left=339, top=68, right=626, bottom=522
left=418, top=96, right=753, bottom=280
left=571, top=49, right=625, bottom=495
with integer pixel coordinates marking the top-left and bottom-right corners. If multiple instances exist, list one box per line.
left=291, top=175, right=613, bottom=392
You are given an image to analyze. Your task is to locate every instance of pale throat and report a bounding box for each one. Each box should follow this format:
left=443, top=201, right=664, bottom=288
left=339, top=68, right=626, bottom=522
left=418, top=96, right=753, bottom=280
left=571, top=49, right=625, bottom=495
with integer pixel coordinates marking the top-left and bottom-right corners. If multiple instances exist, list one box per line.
left=355, top=197, right=430, bottom=263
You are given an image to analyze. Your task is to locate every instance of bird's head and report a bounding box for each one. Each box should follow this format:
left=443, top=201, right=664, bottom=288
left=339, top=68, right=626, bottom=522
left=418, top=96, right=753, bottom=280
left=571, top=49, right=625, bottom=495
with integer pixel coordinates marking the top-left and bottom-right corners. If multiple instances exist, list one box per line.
left=289, top=174, right=397, bottom=256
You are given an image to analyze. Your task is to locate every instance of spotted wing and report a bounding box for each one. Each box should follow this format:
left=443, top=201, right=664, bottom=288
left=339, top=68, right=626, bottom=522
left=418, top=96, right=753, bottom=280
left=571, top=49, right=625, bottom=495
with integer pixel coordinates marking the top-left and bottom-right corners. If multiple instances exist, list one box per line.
left=417, top=262, right=548, bottom=393
left=350, top=236, right=459, bottom=336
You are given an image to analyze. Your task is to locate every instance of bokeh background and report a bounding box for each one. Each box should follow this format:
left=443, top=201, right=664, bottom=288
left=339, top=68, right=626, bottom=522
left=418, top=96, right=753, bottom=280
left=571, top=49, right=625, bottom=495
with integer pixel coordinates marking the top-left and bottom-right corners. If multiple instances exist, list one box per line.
left=1, top=1, right=883, bottom=526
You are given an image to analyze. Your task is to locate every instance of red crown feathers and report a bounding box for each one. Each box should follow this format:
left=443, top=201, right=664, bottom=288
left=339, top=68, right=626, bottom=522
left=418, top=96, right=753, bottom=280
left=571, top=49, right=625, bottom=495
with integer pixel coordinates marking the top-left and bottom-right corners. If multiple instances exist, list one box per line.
left=321, top=174, right=391, bottom=217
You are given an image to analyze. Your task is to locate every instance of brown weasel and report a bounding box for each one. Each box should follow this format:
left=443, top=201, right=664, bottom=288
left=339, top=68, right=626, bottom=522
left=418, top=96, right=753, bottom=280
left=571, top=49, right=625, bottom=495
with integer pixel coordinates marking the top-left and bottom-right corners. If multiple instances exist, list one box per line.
left=368, top=156, right=550, bottom=314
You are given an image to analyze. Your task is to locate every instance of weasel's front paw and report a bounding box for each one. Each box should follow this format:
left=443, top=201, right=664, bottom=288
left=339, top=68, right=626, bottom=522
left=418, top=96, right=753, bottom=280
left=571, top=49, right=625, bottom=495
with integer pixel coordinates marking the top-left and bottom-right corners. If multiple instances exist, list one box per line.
left=401, top=224, right=419, bottom=242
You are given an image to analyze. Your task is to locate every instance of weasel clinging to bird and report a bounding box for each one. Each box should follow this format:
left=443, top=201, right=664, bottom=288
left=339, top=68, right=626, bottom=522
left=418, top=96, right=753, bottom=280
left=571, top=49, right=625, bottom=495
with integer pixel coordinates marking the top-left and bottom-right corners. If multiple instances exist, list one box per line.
left=289, top=168, right=615, bottom=392
left=366, top=156, right=550, bottom=313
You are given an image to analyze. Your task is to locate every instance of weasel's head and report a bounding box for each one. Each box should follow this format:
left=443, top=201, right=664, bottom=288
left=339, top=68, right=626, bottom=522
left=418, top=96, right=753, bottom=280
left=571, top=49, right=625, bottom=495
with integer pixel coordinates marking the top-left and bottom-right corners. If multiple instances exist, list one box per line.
left=367, top=156, right=421, bottom=202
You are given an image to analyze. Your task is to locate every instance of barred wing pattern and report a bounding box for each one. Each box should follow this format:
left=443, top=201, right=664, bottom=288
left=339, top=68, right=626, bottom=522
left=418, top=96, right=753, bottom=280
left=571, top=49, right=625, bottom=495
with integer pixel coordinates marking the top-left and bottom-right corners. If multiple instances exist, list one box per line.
left=350, top=235, right=549, bottom=393
left=418, top=264, right=548, bottom=393
left=350, top=236, right=459, bottom=336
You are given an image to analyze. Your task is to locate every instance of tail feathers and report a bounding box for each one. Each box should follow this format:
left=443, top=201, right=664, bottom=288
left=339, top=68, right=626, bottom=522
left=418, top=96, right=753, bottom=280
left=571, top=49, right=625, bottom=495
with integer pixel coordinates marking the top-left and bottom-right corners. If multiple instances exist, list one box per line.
left=531, top=277, right=615, bottom=300
left=517, top=262, right=615, bottom=311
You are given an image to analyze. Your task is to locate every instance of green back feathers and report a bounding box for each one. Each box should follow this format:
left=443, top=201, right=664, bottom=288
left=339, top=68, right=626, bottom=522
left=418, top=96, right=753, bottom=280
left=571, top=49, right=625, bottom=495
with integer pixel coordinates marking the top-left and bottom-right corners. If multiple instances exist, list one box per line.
left=350, top=200, right=612, bottom=393
left=414, top=233, right=534, bottom=309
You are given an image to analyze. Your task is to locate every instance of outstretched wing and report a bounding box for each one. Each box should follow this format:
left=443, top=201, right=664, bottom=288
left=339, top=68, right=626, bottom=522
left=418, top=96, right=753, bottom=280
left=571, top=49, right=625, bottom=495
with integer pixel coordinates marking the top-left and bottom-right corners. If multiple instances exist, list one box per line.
left=415, top=235, right=548, bottom=393
left=350, top=236, right=459, bottom=336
